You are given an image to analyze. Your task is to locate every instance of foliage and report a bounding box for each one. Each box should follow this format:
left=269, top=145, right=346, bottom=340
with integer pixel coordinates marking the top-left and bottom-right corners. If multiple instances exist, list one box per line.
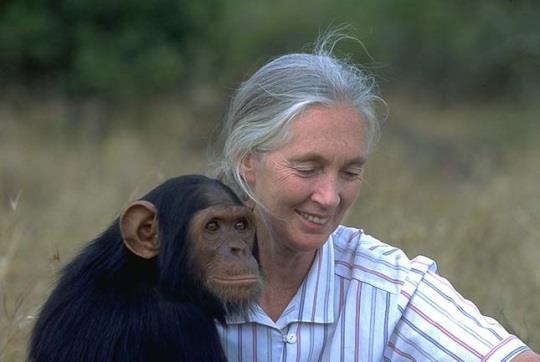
left=0, top=0, right=223, bottom=97
left=0, top=0, right=539, bottom=98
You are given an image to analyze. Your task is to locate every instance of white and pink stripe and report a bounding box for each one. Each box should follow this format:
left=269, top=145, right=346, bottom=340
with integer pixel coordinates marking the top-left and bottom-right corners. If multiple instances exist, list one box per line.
left=217, top=225, right=530, bottom=361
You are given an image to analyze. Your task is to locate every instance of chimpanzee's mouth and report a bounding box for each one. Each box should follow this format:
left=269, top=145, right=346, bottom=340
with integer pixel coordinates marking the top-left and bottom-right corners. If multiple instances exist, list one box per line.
left=211, top=276, right=259, bottom=285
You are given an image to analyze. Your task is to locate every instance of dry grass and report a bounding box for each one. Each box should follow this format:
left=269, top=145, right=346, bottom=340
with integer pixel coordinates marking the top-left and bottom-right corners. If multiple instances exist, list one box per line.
left=1, top=91, right=539, bottom=360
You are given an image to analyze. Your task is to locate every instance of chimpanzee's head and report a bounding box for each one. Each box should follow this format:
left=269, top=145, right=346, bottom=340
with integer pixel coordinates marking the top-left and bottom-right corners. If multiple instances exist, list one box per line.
left=119, top=175, right=262, bottom=318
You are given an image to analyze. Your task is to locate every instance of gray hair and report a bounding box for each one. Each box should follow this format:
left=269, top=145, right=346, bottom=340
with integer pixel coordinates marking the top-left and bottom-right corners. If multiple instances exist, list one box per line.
left=211, top=34, right=382, bottom=202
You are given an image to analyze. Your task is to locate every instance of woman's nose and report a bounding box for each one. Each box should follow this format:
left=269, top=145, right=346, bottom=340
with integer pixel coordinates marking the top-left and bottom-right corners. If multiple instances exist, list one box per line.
left=311, top=176, right=341, bottom=209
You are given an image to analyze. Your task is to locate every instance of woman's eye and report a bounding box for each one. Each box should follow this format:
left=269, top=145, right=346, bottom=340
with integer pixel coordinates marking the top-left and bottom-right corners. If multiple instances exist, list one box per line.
left=205, top=220, right=219, bottom=232
left=342, top=169, right=363, bottom=180
left=234, top=219, right=248, bottom=231
left=294, top=167, right=317, bottom=177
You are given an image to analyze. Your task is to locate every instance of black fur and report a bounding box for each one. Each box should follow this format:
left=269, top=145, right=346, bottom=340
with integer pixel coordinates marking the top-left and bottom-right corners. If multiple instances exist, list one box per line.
left=29, top=175, right=244, bottom=362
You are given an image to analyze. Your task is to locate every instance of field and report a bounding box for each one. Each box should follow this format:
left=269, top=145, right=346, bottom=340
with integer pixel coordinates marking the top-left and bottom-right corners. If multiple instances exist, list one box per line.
left=1, top=91, right=539, bottom=360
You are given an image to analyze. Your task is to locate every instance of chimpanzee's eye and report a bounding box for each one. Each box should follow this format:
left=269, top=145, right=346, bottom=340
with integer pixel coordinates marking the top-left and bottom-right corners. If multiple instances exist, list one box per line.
left=234, top=219, right=248, bottom=231
left=205, top=220, right=219, bottom=232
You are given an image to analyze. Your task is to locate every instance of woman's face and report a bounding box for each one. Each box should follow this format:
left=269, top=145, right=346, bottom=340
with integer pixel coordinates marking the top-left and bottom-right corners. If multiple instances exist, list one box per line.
left=242, top=104, right=368, bottom=253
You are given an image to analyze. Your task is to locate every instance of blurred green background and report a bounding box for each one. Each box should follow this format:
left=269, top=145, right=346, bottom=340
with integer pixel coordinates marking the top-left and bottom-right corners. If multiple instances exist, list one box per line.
left=1, top=0, right=539, bottom=360
left=2, top=0, right=540, bottom=98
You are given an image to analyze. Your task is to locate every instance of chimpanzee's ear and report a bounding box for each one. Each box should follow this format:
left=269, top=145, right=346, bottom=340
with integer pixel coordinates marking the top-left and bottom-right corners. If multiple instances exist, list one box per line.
left=120, top=200, right=160, bottom=259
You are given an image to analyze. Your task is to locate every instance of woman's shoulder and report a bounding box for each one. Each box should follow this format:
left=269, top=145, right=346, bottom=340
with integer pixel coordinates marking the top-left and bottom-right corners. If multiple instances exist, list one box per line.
left=331, top=225, right=404, bottom=257
left=330, top=225, right=437, bottom=293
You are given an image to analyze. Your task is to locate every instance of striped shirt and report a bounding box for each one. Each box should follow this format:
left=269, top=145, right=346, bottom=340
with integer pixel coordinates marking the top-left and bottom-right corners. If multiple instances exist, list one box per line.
left=217, top=225, right=530, bottom=361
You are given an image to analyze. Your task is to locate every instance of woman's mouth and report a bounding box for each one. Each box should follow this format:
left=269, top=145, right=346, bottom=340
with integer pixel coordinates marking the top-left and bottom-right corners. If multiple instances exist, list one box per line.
left=296, top=210, right=329, bottom=225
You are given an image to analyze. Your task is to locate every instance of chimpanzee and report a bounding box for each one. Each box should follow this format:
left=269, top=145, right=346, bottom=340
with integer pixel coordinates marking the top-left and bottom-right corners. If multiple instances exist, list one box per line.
left=29, top=175, right=262, bottom=362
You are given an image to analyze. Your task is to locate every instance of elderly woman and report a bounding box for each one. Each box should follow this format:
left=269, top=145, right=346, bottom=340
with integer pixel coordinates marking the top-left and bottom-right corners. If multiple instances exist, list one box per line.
left=211, top=39, right=539, bottom=361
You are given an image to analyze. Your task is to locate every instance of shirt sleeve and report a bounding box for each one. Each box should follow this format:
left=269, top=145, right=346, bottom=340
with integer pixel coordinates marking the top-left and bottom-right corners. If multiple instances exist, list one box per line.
left=384, top=256, right=530, bottom=361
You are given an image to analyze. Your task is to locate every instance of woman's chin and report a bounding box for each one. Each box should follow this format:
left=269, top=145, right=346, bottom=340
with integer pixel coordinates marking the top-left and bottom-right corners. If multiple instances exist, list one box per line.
left=289, top=230, right=333, bottom=252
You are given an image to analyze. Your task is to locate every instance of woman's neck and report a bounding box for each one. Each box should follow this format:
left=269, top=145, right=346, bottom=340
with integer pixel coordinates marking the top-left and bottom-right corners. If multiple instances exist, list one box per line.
left=256, top=225, right=316, bottom=321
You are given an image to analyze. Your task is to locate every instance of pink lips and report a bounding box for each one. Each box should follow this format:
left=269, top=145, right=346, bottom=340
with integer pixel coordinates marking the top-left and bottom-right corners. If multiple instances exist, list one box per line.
left=211, top=276, right=259, bottom=285
left=296, top=210, right=331, bottom=225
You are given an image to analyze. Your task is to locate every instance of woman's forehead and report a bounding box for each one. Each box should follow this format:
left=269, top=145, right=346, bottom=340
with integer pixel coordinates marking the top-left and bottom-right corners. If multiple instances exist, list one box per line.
left=293, top=104, right=363, bottom=131
left=275, top=104, right=367, bottom=156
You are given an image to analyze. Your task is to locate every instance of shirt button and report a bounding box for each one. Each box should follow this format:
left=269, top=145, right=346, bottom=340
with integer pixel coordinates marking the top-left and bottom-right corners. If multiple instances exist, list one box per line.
left=285, top=334, right=297, bottom=344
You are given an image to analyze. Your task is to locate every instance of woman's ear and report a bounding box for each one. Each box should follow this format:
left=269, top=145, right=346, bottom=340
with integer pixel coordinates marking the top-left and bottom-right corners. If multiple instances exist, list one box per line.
left=120, top=200, right=159, bottom=259
left=241, top=152, right=257, bottom=185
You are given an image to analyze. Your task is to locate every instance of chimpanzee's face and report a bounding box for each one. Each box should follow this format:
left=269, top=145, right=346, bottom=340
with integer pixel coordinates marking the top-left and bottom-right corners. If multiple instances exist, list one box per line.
left=188, top=195, right=261, bottom=310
